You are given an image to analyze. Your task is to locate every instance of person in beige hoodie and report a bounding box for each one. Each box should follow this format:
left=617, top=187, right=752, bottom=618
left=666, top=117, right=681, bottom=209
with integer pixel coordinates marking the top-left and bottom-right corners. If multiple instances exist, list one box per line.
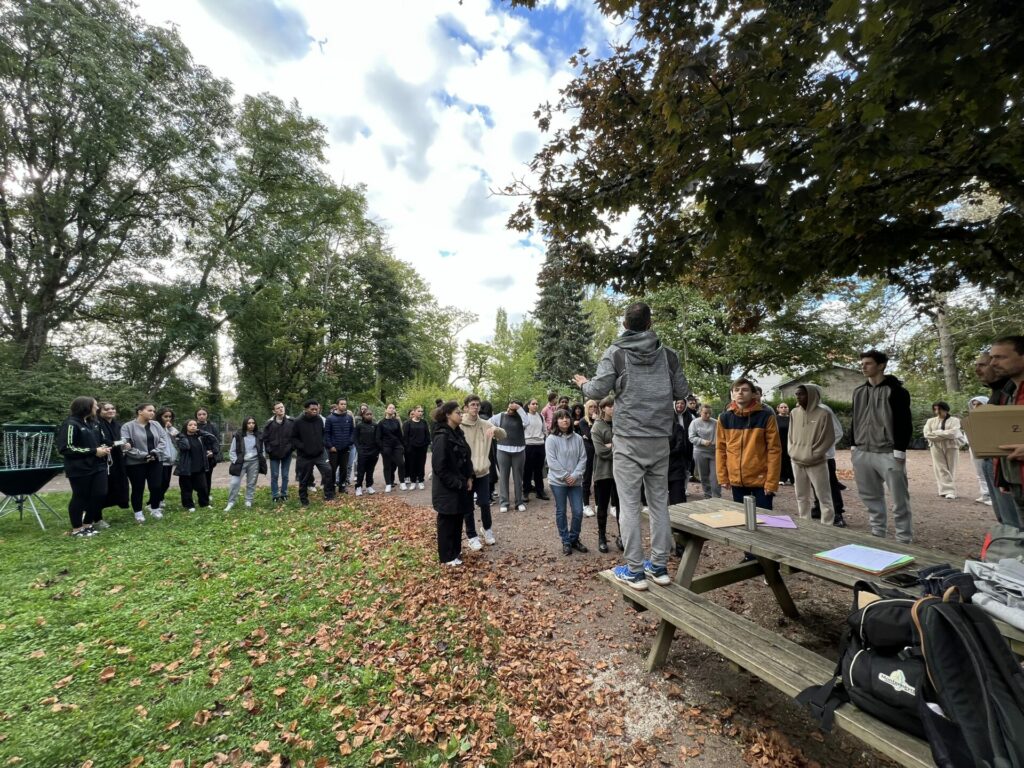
left=789, top=384, right=836, bottom=524
left=461, top=394, right=507, bottom=549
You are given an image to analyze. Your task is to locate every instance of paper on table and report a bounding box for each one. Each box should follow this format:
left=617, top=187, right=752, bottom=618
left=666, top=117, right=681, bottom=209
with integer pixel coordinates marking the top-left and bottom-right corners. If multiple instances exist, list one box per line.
left=689, top=510, right=746, bottom=528
left=815, top=544, right=914, bottom=574
left=756, top=514, right=797, bottom=529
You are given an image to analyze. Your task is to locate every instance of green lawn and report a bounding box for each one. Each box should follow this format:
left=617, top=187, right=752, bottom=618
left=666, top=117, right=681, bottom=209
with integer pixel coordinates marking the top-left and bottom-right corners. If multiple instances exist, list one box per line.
left=0, top=488, right=519, bottom=768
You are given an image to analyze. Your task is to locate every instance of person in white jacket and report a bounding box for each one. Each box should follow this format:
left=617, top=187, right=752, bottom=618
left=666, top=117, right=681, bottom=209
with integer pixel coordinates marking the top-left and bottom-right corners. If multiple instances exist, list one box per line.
left=923, top=401, right=963, bottom=499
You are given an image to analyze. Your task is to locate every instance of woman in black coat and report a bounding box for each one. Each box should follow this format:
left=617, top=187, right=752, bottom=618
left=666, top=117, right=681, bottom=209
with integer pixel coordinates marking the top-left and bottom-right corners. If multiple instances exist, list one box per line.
left=96, top=401, right=129, bottom=518
left=175, top=419, right=217, bottom=511
left=57, top=396, right=110, bottom=537
left=431, top=401, right=474, bottom=566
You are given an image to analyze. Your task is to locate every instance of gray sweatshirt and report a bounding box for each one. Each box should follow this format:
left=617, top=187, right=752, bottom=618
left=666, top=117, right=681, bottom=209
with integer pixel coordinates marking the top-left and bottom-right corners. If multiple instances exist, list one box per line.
left=582, top=330, right=690, bottom=438
left=688, top=418, right=717, bottom=454
left=120, top=420, right=170, bottom=466
left=544, top=432, right=587, bottom=486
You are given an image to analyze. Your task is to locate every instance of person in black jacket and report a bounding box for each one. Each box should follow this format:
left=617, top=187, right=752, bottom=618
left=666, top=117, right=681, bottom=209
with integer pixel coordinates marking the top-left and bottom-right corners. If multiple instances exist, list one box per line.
left=263, top=402, right=294, bottom=503
left=325, top=399, right=355, bottom=493
left=431, top=401, right=474, bottom=566
left=96, top=401, right=128, bottom=522
left=403, top=406, right=431, bottom=489
left=57, top=396, right=110, bottom=537
left=668, top=400, right=692, bottom=505
left=572, top=402, right=596, bottom=516
left=376, top=404, right=406, bottom=492
left=175, top=419, right=216, bottom=510
left=291, top=400, right=335, bottom=506
left=353, top=409, right=379, bottom=495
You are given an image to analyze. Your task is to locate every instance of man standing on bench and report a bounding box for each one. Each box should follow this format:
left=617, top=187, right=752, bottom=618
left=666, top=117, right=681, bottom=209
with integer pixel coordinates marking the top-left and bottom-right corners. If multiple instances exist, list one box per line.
left=574, top=302, right=690, bottom=591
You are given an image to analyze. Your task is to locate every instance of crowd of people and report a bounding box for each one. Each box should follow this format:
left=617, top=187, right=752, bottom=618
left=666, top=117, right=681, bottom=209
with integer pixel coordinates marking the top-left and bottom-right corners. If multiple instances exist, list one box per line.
left=53, top=312, right=1024, bottom=582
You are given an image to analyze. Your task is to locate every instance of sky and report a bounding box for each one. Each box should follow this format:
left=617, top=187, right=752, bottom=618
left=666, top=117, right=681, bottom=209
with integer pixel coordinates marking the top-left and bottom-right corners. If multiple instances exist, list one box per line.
left=133, top=0, right=624, bottom=342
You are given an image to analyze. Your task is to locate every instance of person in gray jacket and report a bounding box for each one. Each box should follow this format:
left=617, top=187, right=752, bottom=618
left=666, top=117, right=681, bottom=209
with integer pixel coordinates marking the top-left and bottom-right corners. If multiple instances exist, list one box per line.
left=687, top=404, right=721, bottom=499
left=546, top=410, right=589, bottom=555
left=574, top=302, right=690, bottom=590
left=121, top=403, right=170, bottom=523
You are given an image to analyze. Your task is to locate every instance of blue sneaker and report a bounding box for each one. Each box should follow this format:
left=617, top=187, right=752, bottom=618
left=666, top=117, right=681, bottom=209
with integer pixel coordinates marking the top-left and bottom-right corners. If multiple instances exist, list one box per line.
left=643, top=560, right=671, bottom=586
left=612, top=564, right=647, bottom=591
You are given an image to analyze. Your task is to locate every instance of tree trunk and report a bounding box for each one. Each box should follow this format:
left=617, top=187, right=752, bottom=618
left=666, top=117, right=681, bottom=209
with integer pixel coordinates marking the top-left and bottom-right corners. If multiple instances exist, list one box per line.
left=18, top=314, right=50, bottom=369
left=932, top=292, right=961, bottom=393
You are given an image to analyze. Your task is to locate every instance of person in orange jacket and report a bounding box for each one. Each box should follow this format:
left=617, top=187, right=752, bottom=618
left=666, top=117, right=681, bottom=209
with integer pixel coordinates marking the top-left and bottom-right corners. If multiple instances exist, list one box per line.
left=716, top=378, right=782, bottom=510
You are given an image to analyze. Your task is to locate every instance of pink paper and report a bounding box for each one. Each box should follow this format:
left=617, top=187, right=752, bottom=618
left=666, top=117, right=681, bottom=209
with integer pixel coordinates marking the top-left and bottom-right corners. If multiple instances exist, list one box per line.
left=756, top=514, right=797, bottom=529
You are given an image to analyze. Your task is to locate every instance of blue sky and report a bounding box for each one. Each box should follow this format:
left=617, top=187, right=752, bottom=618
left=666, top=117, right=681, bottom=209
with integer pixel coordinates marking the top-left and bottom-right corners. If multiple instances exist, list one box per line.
left=133, top=0, right=626, bottom=347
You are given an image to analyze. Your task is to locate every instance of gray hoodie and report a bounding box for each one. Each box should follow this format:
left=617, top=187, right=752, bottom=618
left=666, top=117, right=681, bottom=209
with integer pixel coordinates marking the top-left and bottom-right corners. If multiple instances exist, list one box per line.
left=582, top=330, right=690, bottom=438
left=120, top=419, right=170, bottom=466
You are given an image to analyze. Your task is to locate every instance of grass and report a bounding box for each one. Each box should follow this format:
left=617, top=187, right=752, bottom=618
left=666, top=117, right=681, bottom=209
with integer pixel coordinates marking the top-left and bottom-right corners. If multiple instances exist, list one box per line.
left=0, top=486, right=513, bottom=767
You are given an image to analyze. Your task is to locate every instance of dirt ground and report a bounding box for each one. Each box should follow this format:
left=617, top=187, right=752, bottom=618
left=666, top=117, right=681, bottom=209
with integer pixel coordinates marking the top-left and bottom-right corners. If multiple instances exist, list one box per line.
left=39, top=449, right=999, bottom=765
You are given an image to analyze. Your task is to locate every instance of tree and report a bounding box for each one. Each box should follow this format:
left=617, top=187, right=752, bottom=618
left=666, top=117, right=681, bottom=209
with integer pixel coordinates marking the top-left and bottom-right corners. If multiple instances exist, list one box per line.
left=0, top=0, right=233, bottom=368
left=506, top=0, right=1024, bottom=313
left=533, top=244, right=594, bottom=384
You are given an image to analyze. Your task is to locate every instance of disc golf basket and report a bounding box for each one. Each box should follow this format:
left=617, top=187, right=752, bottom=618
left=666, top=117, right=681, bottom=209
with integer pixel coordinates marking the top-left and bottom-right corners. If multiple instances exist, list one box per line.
left=0, top=424, right=64, bottom=530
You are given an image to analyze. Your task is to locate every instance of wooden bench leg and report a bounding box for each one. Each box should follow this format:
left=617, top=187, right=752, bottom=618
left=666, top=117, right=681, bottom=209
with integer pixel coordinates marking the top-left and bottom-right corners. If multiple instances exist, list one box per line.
left=756, top=557, right=800, bottom=619
left=646, top=535, right=705, bottom=671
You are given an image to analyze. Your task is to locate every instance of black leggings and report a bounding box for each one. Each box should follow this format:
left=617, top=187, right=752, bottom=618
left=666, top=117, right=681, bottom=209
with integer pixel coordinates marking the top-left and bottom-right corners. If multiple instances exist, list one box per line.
left=382, top=446, right=406, bottom=486
left=357, top=453, right=379, bottom=488
left=68, top=472, right=107, bottom=528
left=126, top=461, right=165, bottom=512
left=160, top=465, right=173, bottom=501
left=594, top=477, right=619, bottom=540
left=406, top=446, right=428, bottom=483
left=523, top=444, right=546, bottom=495
left=582, top=442, right=595, bottom=505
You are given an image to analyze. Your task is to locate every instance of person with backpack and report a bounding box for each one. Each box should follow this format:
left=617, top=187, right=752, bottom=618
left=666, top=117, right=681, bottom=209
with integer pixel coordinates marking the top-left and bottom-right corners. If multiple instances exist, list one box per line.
left=789, top=384, right=836, bottom=524
left=431, top=401, right=474, bottom=566
left=121, top=403, right=170, bottom=523
left=575, top=302, right=690, bottom=590
left=263, top=402, right=294, bottom=503
left=547, top=409, right=589, bottom=555
left=175, top=418, right=216, bottom=511
left=57, top=396, right=110, bottom=537
left=353, top=407, right=379, bottom=496
left=591, top=396, right=618, bottom=552
left=376, top=404, right=406, bottom=492
left=403, top=406, right=431, bottom=489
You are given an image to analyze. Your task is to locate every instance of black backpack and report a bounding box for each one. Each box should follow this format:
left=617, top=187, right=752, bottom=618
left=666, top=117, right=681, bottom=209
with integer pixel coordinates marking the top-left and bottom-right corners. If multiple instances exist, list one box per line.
left=797, top=582, right=1024, bottom=768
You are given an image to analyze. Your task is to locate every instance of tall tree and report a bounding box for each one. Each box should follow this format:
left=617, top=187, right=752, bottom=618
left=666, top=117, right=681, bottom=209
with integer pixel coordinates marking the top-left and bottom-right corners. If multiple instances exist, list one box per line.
left=533, top=244, right=594, bottom=384
left=506, top=0, right=1024, bottom=313
left=0, top=0, right=233, bottom=367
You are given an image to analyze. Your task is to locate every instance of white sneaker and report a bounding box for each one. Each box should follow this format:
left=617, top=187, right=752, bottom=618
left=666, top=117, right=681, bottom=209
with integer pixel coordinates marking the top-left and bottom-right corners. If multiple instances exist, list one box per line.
left=982, top=498, right=993, bottom=506
left=188, top=508, right=196, bottom=513
left=309, top=485, right=318, bottom=494
left=149, top=508, right=163, bottom=520
left=134, top=510, right=145, bottom=524
left=583, top=505, right=595, bottom=517
left=975, top=495, right=990, bottom=504
left=367, top=487, right=375, bottom=495
left=399, top=482, right=407, bottom=491
left=418, top=482, right=425, bottom=490
left=499, top=505, right=509, bottom=513
left=444, top=558, right=463, bottom=567
left=610, top=506, right=618, bottom=518
left=355, top=487, right=363, bottom=497
left=516, top=504, right=526, bottom=512
left=404, top=478, right=412, bottom=485
left=483, top=529, right=496, bottom=545
left=385, top=484, right=392, bottom=493
left=245, top=501, right=252, bottom=508
left=224, top=502, right=234, bottom=512
left=943, top=493, right=957, bottom=500
left=467, top=536, right=483, bottom=551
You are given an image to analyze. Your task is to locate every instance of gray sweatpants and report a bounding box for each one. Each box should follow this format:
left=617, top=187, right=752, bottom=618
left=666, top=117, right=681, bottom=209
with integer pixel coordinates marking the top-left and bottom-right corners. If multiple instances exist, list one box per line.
left=852, top=448, right=912, bottom=543
left=613, top=435, right=673, bottom=571
left=495, top=449, right=525, bottom=507
left=693, top=449, right=721, bottom=499
left=227, top=458, right=260, bottom=505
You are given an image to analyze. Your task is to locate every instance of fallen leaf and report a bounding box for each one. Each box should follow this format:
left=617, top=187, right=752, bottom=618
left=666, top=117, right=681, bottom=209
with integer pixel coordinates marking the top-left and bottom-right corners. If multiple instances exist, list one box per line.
left=253, top=741, right=271, bottom=754
left=303, top=674, right=317, bottom=689
left=28, top=650, right=45, bottom=659
left=99, top=666, right=116, bottom=683
left=108, top=585, right=124, bottom=594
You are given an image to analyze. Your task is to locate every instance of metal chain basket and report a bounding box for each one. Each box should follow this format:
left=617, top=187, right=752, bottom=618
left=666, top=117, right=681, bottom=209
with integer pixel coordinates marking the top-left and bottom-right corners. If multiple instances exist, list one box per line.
left=2, top=424, right=57, bottom=469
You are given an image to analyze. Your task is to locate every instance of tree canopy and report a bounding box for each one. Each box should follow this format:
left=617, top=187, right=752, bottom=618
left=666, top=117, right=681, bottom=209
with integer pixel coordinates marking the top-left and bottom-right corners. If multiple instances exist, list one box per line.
left=506, top=0, right=1024, bottom=312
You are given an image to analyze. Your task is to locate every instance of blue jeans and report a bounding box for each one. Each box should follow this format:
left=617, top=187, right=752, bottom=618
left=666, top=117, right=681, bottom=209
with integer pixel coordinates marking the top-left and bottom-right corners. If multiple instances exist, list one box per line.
left=982, top=458, right=1022, bottom=528
left=270, top=455, right=292, bottom=499
left=731, top=485, right=774, bottom=510
left=552, top=483, right=583, bottom=545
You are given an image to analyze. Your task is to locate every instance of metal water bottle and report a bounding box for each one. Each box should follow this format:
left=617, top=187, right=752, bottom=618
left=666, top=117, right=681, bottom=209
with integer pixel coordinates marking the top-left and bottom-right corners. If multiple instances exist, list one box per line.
left=744, top=495, right=757, bottom=531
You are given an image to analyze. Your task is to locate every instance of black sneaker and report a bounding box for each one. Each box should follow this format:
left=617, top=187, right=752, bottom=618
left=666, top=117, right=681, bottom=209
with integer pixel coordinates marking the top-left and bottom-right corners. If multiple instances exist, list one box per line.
left=598, top=538, right=609, bottom=553
left=562, top=543, right=572, bottom=555
left=833, top=514, right=848, bottom=528
left=571, top=540, right=588, bottom=553
left=537, top=493, right=551, bottom=501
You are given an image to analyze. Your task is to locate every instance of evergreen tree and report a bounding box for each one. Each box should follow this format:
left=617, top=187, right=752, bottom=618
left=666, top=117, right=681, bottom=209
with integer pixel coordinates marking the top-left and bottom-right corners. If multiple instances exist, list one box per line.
left=533, top=245, right=595, bottom=385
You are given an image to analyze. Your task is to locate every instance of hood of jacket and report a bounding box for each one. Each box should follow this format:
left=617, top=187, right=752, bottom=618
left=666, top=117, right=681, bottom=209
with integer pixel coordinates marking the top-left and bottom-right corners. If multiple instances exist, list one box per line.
left=802, top=383, right=823, bottom=412
left=612, top=330, right=663, bottom=365
left=968, top=394, right=989, bottom=407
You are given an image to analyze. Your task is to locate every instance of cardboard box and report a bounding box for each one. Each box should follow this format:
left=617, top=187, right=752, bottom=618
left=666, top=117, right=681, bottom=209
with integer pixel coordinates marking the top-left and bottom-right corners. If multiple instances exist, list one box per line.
left=962, top=405, right=1024, bottom=457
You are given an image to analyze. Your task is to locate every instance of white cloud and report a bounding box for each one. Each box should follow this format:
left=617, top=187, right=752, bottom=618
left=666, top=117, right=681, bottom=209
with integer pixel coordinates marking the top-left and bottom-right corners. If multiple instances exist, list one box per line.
left=131, top=0, right=609, bottom=347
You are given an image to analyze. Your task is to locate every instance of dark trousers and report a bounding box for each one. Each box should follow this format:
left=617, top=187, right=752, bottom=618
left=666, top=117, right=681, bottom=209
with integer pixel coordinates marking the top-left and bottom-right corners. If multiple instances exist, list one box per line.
left=812, top=458, right=846, bottom=518
left=406, top=445, right=428, bottom=483
left=668, top=478, right=688, bottom=505
left=731, top=485, right=774, bottom=510
left=204, top=465, right=215, bottom=494
left=382, top=445, right=405, bottom=486
left=464, top=474, right=492, bottom=538
left=437, top=512, right=463, bottom=563
left=594, top=477, right=618, bottom=540
left=68, top=472, right=107, bottom=528
left=160, top=465, right=173, bottom=501
left=179, top=472, right=210, bottom=509
left=582, top=443, right=595, bottom=505
left=127, top=461, right=165, bottom=511
left=357, top=452, right=379, bottom=488
left=523, top=444, right=546, bottom=496
left=296, top=454, right=335, bottom=502
left=329, top=447, right=350, bottom=488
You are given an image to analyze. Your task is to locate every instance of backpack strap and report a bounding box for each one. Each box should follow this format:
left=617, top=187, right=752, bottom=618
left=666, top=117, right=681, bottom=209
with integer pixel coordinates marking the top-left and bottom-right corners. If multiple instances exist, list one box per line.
left=796, top=627, right=853, bottom=732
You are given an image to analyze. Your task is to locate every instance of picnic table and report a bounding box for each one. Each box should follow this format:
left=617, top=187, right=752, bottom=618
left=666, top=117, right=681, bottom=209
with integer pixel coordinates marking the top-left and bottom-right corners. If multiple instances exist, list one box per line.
left=599, top=496, right=1024, bottom=768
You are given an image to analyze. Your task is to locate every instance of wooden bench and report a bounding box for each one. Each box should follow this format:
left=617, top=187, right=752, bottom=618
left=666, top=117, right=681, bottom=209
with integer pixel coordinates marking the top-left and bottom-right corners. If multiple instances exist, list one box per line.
left=599, top=570, right=935, bottom=768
